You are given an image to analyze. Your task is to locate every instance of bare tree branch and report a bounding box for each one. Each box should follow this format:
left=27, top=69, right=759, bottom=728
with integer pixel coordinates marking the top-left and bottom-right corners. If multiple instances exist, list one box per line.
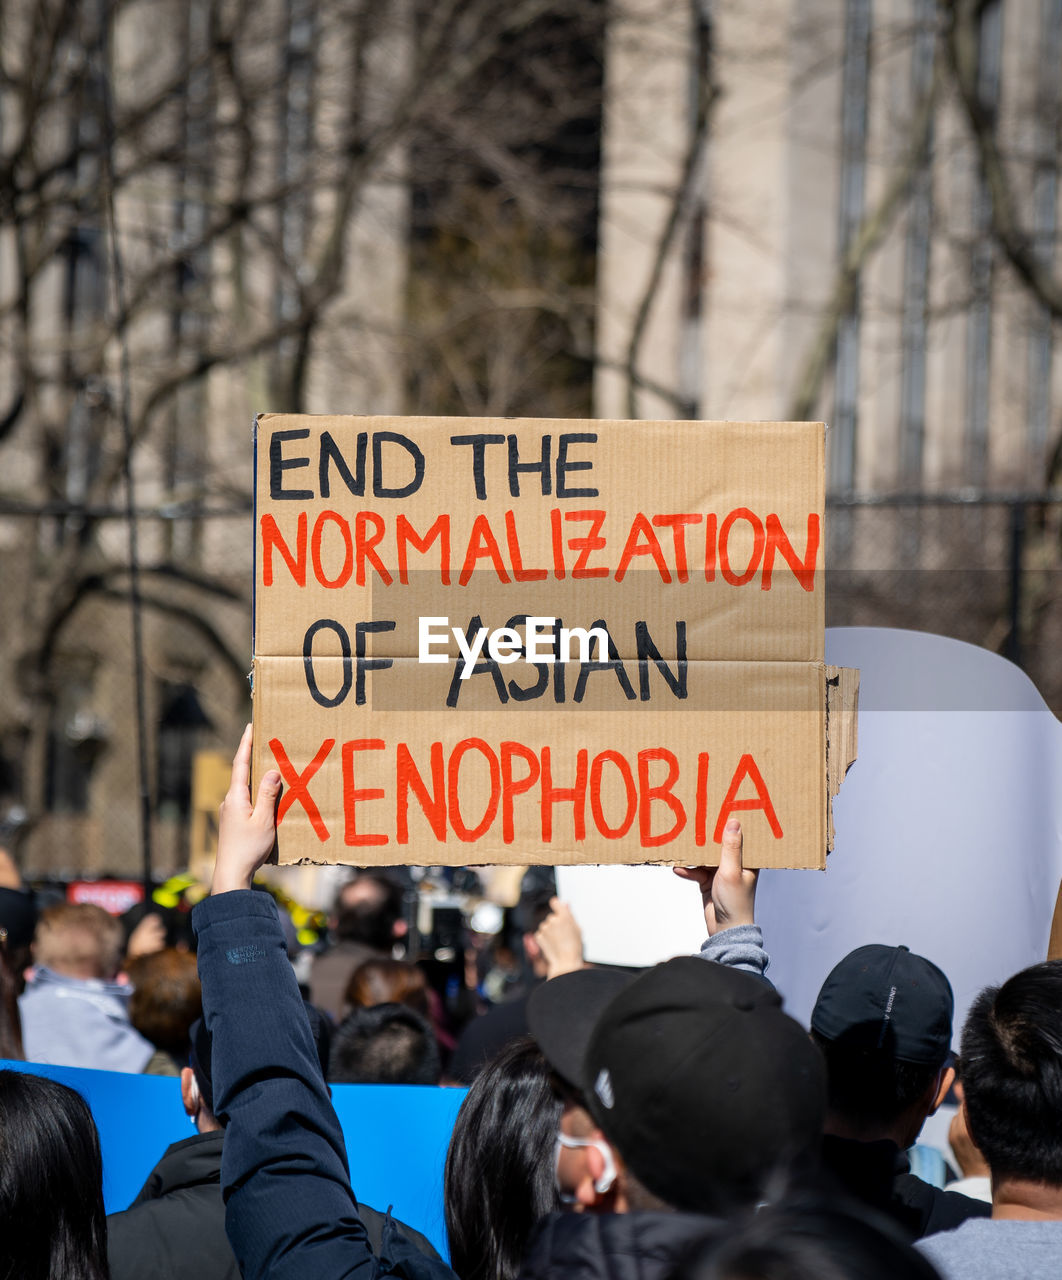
left=788, top=54, right=942, bottom=421
left=624, top=67, right=717, bottom=419
left=942, top=0, right=1062, bottom=317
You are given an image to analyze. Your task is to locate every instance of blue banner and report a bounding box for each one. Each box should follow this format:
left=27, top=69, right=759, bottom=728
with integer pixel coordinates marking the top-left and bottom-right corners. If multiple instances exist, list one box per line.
left=0, top=1060, right=464, bottom=1257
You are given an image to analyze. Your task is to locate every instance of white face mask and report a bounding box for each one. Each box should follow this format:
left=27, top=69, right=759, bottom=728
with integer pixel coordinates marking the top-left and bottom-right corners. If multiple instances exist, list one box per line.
left=554, top=1130, right=618, bottom=1203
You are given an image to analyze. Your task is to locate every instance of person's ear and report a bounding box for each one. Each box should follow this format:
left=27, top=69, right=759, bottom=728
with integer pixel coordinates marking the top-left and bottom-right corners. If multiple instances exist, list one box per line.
left=929, top=1064, right=956, bottom=1114
left=392, top=918, right=408, bottom=940
left=180, top=1067, right=200, bottom=1119
left=523, top=933, right=542, bottom=966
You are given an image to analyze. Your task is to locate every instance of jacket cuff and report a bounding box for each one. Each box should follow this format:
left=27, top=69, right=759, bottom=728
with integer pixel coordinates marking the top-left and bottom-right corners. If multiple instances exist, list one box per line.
left=698, top=923, right=769, bottom=976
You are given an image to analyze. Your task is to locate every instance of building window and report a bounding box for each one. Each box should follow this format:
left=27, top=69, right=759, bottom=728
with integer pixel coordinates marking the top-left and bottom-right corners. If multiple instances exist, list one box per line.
left=45, top=656, right=106, bottom=815
left=156, top=682, right=213, bottom=821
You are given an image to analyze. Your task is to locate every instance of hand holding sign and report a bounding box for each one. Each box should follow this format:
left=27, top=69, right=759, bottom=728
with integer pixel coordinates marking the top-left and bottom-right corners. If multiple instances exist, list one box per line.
left=673, top=818, right=757, bottom=936
left=534, top=897, right=587, bottom=978
left=212, top=725, right=283, bottom=895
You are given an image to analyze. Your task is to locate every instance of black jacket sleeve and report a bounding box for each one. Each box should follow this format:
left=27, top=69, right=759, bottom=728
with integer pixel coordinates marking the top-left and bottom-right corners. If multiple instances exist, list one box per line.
left=193, top=890, right=458, bottom=1280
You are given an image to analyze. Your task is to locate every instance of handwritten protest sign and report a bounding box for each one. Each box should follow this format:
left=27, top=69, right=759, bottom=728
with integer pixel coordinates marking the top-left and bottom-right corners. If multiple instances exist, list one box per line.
left=252, top=414, right=842, bottom=868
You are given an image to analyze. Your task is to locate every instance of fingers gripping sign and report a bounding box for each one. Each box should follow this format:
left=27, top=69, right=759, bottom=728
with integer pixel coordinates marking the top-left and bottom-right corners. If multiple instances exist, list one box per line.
left=673, top=818, right=758, bottom=936
left=535, top=897, right=586, bottom=979
left=212, top=725, right=284, bottom=896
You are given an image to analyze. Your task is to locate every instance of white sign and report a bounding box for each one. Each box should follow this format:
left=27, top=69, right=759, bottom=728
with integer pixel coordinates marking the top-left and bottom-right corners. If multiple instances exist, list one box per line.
left=559, top=627, right=1062, bottom=1046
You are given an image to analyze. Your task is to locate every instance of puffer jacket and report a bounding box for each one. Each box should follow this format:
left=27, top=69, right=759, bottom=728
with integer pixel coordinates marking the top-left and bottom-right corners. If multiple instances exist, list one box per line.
left=107, top=1128, right=440, bottom=1280
left=518, top=1210, right=721, bottom=1280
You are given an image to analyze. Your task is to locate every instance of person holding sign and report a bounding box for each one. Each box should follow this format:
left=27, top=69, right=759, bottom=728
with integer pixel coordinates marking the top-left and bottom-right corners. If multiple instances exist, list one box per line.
left=193, top=731, right=454, bottom=1280
left=193, top=728, right=784, bottom=1280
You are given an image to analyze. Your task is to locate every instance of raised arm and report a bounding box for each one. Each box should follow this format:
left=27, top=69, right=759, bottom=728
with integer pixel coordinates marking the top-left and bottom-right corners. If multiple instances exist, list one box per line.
left=193, top=727, right=455, bottom=1280
left=674, top=820, right=770, bottom=979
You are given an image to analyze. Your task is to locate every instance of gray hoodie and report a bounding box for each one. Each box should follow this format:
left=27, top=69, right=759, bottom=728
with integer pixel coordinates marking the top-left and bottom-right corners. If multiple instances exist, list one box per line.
left=19, top=966, right=155, bottom=1073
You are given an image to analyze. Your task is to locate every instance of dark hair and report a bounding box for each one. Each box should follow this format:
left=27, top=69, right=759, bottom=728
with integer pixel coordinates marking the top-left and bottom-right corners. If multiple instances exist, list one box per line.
left=345, top=958, right=430, bottom=1018
left=120, top=901, right=196, bottom=953
left=960, top=959, right=1062, bottom=1186
left=0, top=942, right=23, bottom=1059
left=445, top=1037, right=562, bottom=1280
left=128, top=949, right=202, bottom=1057
left=334, top=874, right=404, bottom=949
left=328, top=1003, right=440, bottom=1085
left=810, top=1031, right=941, bottom=1133
left=0, top=1070, right=108, bottom=1280
left=669, top=1197, right=943, bottom=1280
left=515, top=888, right=554, bottom=936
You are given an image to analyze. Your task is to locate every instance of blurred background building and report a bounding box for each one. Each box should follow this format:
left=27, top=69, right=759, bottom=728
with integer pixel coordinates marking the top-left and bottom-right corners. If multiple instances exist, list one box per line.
left=0, top=0, right=1059, bottom=880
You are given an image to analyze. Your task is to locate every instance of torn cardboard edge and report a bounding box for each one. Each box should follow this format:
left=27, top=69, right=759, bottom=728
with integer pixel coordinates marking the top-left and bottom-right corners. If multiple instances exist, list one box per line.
left=826, top=665, right=860, bottom=852
left=1049, top=878, right=1062, bottom=960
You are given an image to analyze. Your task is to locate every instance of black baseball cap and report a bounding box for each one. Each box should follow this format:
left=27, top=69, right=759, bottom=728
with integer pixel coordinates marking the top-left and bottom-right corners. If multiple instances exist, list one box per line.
left=527, top=966, right=638, bottom=1090
left=810, top=944, right=953, bottom=1066
left=539, top=957, right=826, bottom=1213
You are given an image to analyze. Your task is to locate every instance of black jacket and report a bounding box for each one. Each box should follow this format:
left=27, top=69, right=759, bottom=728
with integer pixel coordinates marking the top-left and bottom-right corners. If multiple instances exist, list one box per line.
left=194, top=892, right=459, bottom=1280
left=107, top=1131, right=238, bottom=1280
left=518, top=1211, right=721, bottom=1280
left=107, top=1129, right=441, bottom=1280
left=821, top=1134, right=991, bottom=1241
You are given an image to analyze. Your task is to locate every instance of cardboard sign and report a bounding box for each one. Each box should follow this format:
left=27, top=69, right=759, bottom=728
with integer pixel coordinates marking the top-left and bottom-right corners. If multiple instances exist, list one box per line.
left=252, top=414, right=836, bottom=868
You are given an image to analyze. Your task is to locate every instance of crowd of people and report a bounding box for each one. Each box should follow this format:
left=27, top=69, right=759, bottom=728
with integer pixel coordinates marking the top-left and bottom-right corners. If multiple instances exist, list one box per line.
left=0, top=723, right=1059, bottom=1280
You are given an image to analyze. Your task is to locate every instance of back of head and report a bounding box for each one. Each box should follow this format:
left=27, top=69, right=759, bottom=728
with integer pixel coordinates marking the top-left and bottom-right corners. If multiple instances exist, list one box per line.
left=0, top=884, right=39, bottom=954
left=0, top=944, right=23, bottom=1059
left=33, top=903, right=124, bottom=981
left=329, top=1002, right=440, bottom=1085
left=345, top=957, right=429, bottom=1019
left=0, top=1070, right=108, bottom=1280
left=583, top=957, right=826, bottom=1214
left=0, top=888, right=37, bottom=1005
left=960, top=959, right=1062, bottom=1186
left=670, top=1197, right=943, bottom=1280
left=120, top=900, right=196, bottom=953
left=334, top=874, right=404, bottom=950
left=516, top=887, right=554, bottom=938
left=128, top=948, right=202, bottom=1057
left=445, top=1037, right=562, bottom=1280
left=810, top=944, right=953, bottom=1136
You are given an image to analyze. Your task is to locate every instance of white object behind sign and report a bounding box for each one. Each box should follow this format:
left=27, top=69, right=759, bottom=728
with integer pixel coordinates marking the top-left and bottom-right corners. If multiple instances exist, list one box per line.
left=559, top=628, right=1062, bottom=1045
